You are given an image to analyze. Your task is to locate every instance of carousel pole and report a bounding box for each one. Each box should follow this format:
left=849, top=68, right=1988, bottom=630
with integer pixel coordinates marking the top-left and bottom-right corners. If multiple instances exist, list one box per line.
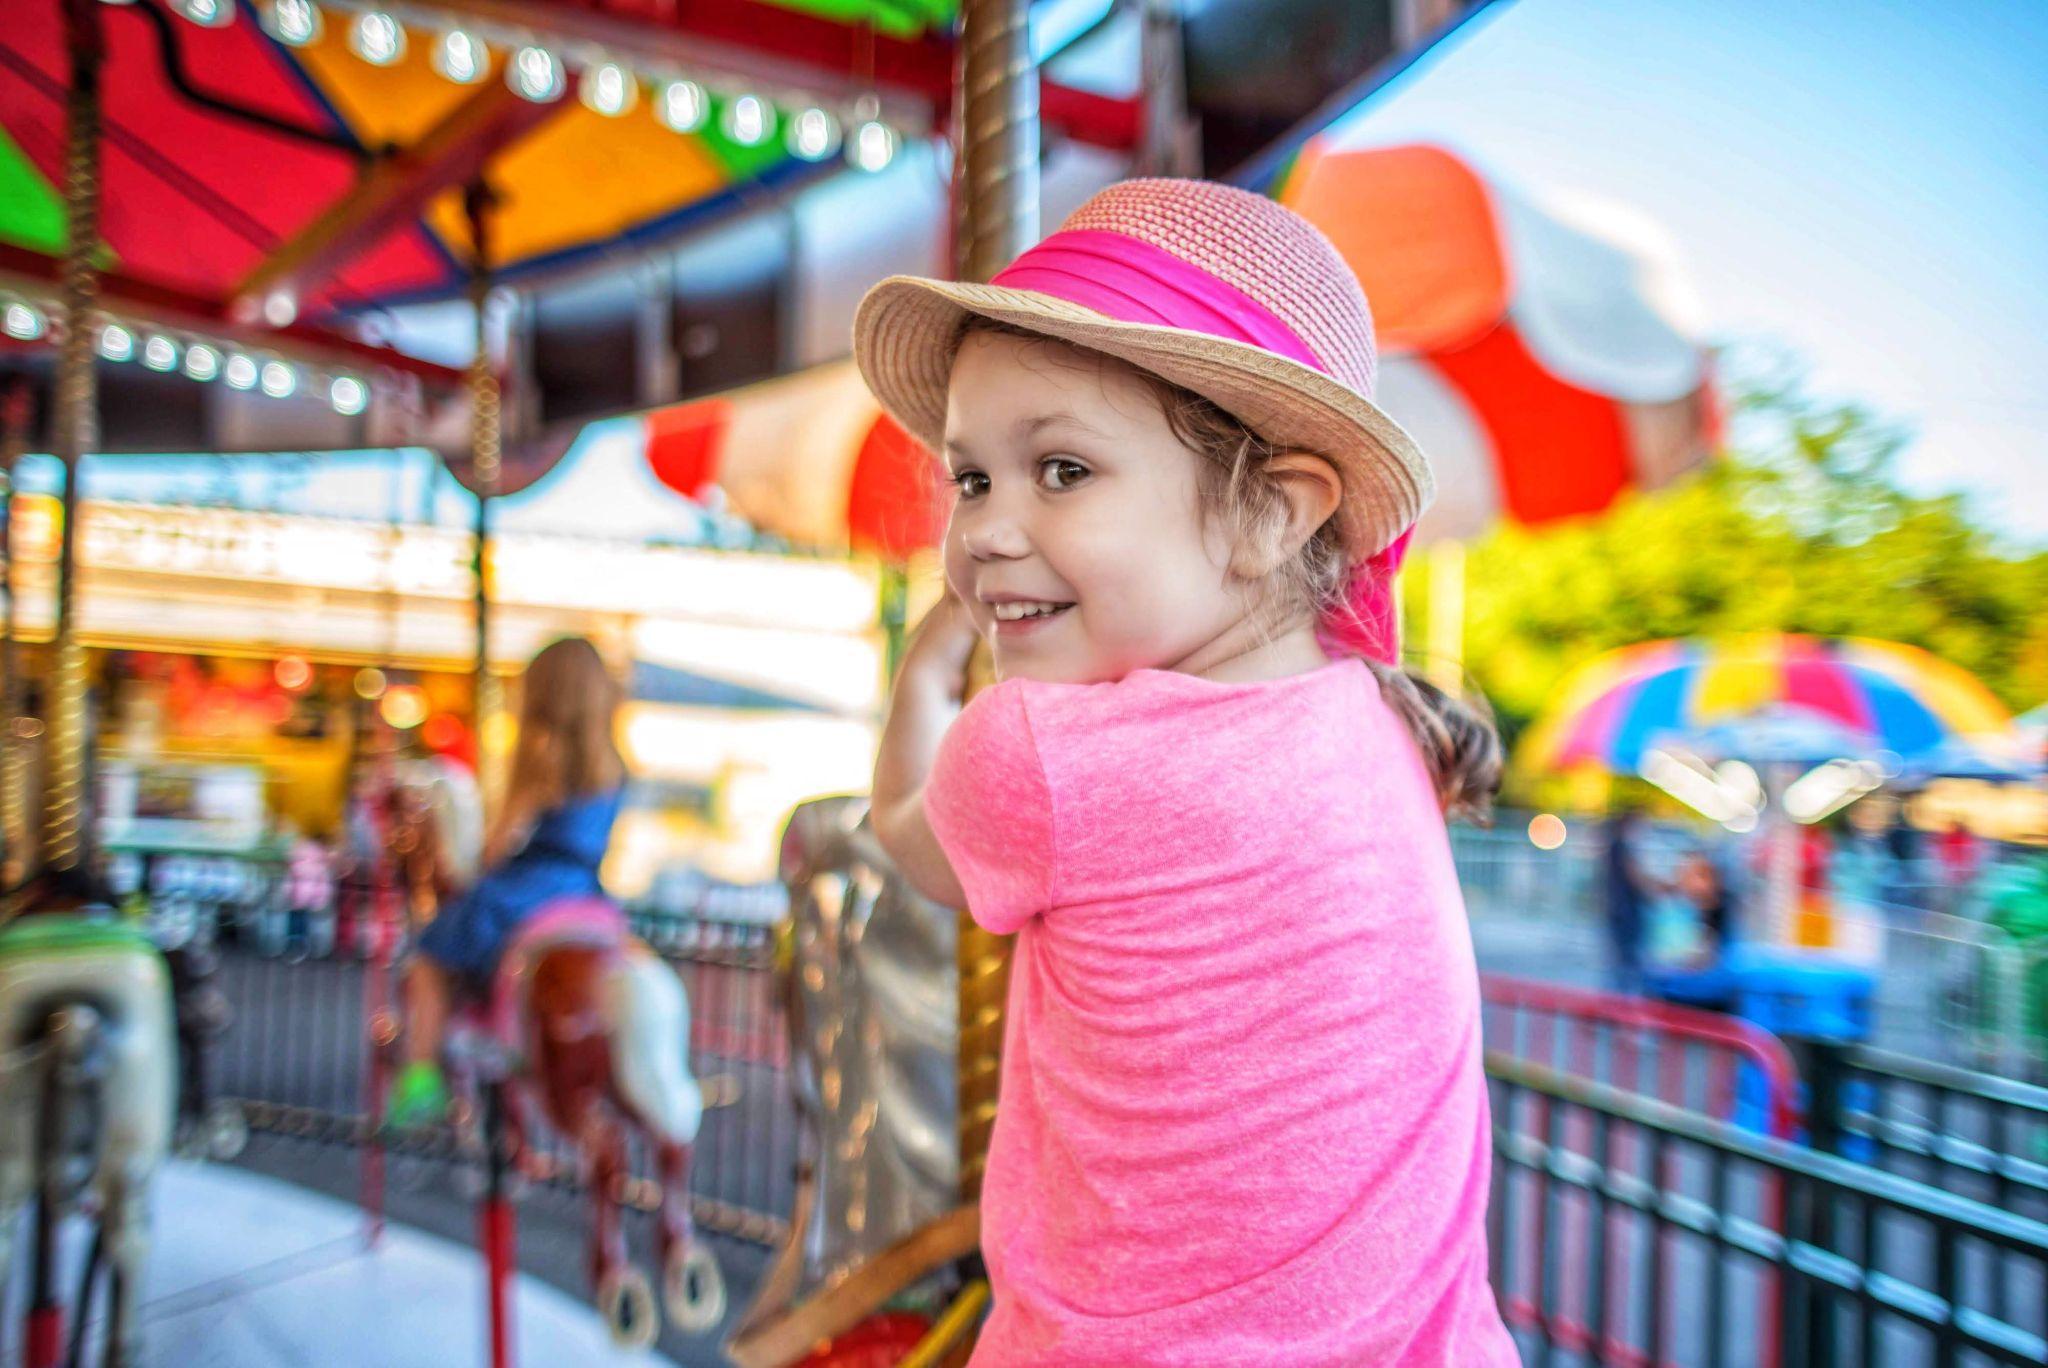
left=0, top=383, right=29, bottom=889
left=465, top=183, right=505, bottom=819
left=952, top=0, right=1038, bottom=1205
left=42, top=0, right=106, bottom=890
left=462, top=179, right=516, bottom=1368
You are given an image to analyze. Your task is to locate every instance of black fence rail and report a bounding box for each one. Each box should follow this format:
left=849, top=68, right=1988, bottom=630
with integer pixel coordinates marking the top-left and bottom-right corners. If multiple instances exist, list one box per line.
left=1489, top=1051, right=2048, bottom=1367
left=204, top=902, right=798, bottom=1247
left=1823, top=1043, right=2048, bottom=1339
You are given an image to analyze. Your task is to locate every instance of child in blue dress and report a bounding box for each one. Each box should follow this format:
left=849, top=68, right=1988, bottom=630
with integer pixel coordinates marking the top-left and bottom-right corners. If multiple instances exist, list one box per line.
left=389, top=636, right=627, bottom=1124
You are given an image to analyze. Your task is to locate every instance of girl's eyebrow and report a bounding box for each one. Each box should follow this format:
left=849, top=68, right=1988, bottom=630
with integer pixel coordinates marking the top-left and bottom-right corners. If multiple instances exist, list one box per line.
left=942, top=412, right=1106, bottom=463
left=1016, top=413, right=1106, bottom=442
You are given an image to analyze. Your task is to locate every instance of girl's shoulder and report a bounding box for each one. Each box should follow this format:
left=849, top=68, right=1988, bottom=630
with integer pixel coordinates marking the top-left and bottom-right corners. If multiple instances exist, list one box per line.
left=976, top=656, right=1377, bottom=738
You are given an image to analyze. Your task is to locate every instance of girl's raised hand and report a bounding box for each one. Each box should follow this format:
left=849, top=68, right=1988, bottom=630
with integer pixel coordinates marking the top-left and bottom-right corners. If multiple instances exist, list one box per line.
left=871, top=593, right=978, bottom=909
left=899, top=592, right=981, bottom=706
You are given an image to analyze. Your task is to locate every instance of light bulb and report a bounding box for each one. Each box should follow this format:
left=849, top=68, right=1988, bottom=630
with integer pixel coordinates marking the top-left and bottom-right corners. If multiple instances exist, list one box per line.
left=98, top=323, right=134, bottom=362
left=786, top=107, right=840, bottom=161
left=349, top=11, right=405, bottom=67
left=656, top=79, right=708, bottom=133
left=329, top=375, right=368, bottom=415
left=580, top=61, right=637, bottom=117
left=721, top=94, right=773, bottom=147
left=224, top=353, right=258, bottom=390
left=2, top=302, right=42, bottom=342
left=184, top=344, right=221, bottom=382
left=262, top=289, right=297, bottom=327
left=433, top=29, right=487, bottom=84
left=849, top=118, right=897, bottom=172
left=264, top=0, right=320, bottom=46
left=509, top=46, right=564, bottom=102
left=142, top=335, right=179, bottom=372
left=174, top=0, right=233, bottom=28
left=259, top=360, right=296, bottom=398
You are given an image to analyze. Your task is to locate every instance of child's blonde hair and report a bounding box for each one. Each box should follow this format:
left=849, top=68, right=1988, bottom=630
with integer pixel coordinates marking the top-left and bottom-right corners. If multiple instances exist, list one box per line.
left=960, top=317, right=1503, bottom=820
left=503, top=636, right=625, bottom=813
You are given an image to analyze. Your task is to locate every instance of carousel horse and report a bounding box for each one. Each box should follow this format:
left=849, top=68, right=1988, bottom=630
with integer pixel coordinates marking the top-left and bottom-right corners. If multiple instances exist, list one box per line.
left=729, top=797, right=983, bottom=1368
left=378, top=766, right=725, bottom=1347
left=0, top=914, right=175, bottom=1368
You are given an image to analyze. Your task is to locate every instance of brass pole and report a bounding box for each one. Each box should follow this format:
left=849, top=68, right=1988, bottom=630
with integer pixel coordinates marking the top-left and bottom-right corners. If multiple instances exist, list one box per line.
left=952, top=0, right=1038, bottom=1205
left=0, top=384, right=28, bottom=888
left=43, top=0, right=105, bottom=881
left=465, top=183, right=504, bottom=817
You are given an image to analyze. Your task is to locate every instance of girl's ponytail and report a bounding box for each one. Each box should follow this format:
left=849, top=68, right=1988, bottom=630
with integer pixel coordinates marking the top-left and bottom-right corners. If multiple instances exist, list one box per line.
left=1360, top=660, right=1504, bottom=824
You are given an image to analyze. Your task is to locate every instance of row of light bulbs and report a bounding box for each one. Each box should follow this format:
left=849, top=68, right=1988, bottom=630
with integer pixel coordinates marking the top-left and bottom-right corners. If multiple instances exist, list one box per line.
left=140, top=0, right=903, bottom=172
left=0, top=294, right=372, bottom=416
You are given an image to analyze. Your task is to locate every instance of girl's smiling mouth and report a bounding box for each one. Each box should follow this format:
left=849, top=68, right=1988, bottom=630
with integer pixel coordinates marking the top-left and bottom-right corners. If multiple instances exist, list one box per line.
left=981, top=594, right=1076, bottom=634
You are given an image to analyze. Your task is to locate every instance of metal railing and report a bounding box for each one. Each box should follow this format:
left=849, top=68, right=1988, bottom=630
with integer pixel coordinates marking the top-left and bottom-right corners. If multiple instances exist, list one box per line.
left=1827, top=1045, right=2048, bottom=1339
left=1489, top=1051, right=2048, bottom=1367
left=199, top=894, right=798, bottom=1247
left=1482, top=975, right=1803, bottom=1139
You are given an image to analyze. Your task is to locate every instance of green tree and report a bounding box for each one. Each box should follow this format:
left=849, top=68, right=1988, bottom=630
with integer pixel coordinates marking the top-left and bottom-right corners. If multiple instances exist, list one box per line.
left=1410, top=348, right=2048, bottom=757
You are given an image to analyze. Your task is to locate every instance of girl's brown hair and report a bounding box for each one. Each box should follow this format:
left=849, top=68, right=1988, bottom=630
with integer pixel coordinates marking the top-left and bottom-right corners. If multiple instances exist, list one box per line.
left=959, top=317, right=1503, bottom=820
left=492, top=637, right=626, bottom=854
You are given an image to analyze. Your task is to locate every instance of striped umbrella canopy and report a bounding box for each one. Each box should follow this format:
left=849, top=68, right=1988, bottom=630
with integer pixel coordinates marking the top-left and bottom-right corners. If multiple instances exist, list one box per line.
left=638, top=358, right=940, bottom=559
left=1520, top=635, right=2015, bottom=774
left=1278, top=143, right=1718, bottom=543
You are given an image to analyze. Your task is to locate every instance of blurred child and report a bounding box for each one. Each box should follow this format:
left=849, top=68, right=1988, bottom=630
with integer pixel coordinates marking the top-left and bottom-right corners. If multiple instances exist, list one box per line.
left=388, top=637, right=626, bottom=1126
left=861, top=180, right=1515, bottom=1364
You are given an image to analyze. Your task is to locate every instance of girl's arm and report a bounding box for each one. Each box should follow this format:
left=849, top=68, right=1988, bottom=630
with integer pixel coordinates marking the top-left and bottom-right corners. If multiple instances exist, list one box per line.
left=871, top=595, right=979, bottom=909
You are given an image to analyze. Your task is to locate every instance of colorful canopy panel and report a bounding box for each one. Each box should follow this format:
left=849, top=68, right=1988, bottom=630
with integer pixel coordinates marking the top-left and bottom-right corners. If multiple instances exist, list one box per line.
left=0, top=2, right=853, bottom=315
left=1520, top=635, right=2015, bottom=773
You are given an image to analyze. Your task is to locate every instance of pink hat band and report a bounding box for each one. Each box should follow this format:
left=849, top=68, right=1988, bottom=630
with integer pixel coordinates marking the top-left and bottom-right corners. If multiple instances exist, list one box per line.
left=990, top=226, right=1409, bottom=665
left=990, top=230, right=1343, bottom=384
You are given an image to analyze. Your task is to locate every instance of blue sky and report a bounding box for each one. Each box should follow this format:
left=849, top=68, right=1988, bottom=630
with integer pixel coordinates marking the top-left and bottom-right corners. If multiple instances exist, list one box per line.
left=1329, top=0, right=2047, bottom=544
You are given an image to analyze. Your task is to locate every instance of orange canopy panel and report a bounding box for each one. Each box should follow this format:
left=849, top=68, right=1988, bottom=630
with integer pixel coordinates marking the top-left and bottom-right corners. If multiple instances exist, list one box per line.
left=1282, top=143, right=1511, bottom=353
left=1282, top=141, right=1717, bottom=542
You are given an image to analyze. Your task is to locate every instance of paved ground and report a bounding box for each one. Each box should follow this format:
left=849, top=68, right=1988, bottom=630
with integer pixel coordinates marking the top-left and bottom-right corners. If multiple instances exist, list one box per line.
left=0, top=1161, right=684, bottom=1368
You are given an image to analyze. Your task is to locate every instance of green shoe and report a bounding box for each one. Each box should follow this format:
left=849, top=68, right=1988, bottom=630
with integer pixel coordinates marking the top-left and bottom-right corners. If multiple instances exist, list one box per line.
left=387, top=1061, right=449, bottom=1129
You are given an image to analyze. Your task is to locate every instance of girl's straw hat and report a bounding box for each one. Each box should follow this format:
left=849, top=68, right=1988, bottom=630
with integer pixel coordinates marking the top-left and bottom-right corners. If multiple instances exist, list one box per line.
left=853, top=177, right=1433, bottom=562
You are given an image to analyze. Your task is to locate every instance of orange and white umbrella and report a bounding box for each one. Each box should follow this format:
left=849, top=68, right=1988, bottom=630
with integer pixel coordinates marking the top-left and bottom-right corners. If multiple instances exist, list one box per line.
left=1280, top=142, right=1718, bottom=543
left=637, top=361, right=940, bottom=560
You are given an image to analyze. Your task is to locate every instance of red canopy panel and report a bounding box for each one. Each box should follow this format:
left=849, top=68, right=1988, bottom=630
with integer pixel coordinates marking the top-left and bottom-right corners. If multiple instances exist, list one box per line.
left=0, top=3, right=452, bottom=309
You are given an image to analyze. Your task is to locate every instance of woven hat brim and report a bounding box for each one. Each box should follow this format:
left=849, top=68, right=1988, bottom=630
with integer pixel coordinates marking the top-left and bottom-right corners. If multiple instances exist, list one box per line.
left=852, top=275, right=1435, bottom=561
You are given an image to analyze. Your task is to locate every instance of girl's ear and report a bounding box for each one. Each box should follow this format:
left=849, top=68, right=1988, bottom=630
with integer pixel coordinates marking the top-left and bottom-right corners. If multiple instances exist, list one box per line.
left=1238, top=451, right=1342, bottom=575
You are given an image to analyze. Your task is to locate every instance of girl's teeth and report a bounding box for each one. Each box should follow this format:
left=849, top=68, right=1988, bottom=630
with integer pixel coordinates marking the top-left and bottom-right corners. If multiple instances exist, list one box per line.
left=993, top=601, right=1066, bottom=621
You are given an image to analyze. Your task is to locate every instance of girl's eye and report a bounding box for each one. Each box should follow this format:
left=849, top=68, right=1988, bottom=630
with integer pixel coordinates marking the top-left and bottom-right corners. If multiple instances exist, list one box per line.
left=950, top=470, right=991, bottom=499
left=1038, top=458, right=1090, bottom=491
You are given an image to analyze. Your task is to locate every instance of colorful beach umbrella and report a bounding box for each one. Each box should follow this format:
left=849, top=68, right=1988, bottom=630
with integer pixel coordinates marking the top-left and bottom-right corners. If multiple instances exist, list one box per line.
left=1521, top=635, right=2015, bottom=774
left=1279, top=143, right=1718, bottom=543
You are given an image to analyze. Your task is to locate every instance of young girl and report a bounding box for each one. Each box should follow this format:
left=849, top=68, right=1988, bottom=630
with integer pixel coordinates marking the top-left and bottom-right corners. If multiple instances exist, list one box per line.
left=389, top=636, right=627, bottom=1125
left=859, top=180, right=1517, bottom=1364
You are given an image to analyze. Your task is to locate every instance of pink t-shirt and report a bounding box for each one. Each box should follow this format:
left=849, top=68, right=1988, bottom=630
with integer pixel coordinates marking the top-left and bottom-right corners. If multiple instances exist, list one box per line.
left=925, top=660, right=1518, bottom=1366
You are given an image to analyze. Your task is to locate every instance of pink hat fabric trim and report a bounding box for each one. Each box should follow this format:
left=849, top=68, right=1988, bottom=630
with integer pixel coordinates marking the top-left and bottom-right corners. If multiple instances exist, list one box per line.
left=989, top=225, right=1411, bottom=665
left=990, top=229, right=1332, bottom=378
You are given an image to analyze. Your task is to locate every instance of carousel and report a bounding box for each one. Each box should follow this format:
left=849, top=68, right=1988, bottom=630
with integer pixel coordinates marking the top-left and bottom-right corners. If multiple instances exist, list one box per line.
left=0, top=1, right=1722, bottom=1365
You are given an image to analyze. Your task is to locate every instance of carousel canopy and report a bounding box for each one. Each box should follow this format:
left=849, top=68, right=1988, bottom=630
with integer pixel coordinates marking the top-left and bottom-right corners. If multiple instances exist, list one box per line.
left=0, top=0, right=1134, bottom=317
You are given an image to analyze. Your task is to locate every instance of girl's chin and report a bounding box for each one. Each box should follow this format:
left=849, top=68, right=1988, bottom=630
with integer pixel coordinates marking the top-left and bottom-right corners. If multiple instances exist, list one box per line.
left=992, top=647, right=1126, bottom=687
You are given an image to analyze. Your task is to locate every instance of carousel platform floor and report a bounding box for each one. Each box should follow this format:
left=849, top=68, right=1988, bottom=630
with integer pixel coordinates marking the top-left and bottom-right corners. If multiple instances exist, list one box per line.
left=2, top=1159, right=679, bottom=1367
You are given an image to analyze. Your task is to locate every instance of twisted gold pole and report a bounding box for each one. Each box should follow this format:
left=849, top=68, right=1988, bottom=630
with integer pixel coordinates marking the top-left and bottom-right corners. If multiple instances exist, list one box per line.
left=43, top=0, right=105, bottom=880
left=465, top=184, right=505, bottom=819
left=0, top=385, right=29, bottom=891
left=952, top=0, right=1038, bottom=1205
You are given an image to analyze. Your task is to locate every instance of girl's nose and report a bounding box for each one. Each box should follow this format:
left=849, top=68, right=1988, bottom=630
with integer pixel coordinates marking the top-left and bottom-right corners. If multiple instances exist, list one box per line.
left=959, top=508, right=1031, bottom=562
